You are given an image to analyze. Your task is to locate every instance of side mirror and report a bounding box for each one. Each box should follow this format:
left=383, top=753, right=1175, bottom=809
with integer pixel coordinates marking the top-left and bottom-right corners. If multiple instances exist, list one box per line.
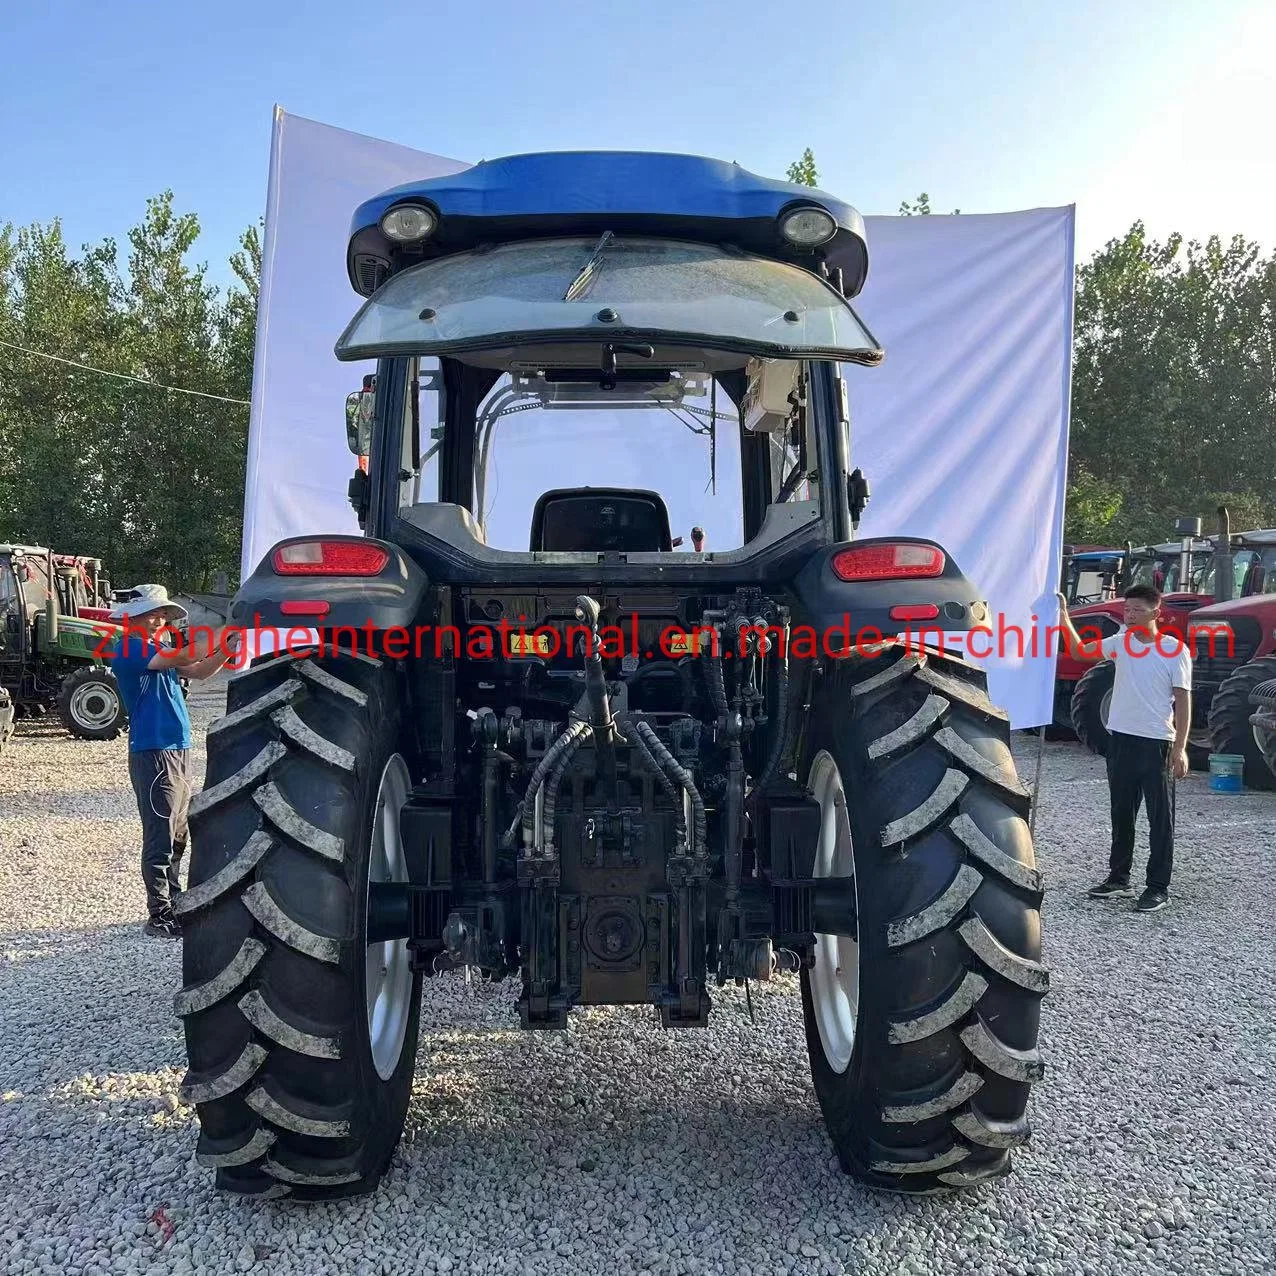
left=345, top=391, right=363, bottom=454
left=345, top=375, right=376, bottom=457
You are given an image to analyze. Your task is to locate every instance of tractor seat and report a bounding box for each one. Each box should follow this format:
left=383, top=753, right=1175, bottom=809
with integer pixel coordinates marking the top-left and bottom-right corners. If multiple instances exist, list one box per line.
left=530, top=487, right=673, bottom=553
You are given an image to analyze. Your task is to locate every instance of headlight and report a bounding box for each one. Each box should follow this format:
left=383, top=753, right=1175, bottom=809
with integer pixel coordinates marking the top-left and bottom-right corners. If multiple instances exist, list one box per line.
left=380, top=203, right=437, bottom=243
left=779, top=206, right=837, bottom=248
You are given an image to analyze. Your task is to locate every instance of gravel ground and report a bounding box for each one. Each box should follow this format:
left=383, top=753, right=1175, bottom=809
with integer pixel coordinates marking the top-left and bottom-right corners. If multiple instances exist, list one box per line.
left=2, top=678, right=1274, bottom=1276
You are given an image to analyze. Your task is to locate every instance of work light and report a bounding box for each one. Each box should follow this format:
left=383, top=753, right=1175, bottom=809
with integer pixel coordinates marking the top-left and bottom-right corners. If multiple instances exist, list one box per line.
left=380, top=203, right=437, bottom=243
left=778, top=206, right=837, bottom=248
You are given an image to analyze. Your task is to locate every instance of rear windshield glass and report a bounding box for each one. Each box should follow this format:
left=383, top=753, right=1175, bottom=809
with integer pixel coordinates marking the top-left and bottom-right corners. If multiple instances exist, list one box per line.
left=335, top=236, right=883, bottom=364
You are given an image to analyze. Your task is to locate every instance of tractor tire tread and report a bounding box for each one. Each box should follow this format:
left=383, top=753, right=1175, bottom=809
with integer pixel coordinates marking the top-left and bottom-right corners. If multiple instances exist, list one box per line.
left=1208, top=657, right=1276, bottom=791
left=800, top=643, right=1047, bottom=1194
left=176, top=652, right=419, bottom=1200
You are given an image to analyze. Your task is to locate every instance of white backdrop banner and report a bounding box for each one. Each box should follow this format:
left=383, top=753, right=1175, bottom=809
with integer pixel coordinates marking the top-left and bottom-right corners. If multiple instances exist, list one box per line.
left=243, top=108, right=1074, bottom=727
left=242, top=109, right=469, bottom=578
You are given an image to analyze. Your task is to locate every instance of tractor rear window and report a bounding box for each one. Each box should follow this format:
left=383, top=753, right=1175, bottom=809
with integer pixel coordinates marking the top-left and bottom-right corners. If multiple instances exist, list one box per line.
left=394, top=355, right=820, bottom=555
left=20, top=559, right=52, bottom=610
left=334, top=236, right=882, bottom=365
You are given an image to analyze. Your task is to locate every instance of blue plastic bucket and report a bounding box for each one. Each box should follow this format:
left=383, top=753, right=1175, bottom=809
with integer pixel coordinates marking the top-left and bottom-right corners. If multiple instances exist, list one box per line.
left=1208, top=753, right=1244, bottom=793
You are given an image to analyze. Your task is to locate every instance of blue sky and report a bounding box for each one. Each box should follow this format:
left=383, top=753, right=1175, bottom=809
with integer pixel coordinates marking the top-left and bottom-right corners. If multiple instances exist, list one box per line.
left=2, top=0, right=1273, bottom=288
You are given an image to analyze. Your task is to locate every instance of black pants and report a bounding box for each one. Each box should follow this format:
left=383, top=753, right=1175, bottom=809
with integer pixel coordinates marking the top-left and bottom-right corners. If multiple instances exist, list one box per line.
left=128, top=748, right=191, bottom=919
left=1106, top=731, right=1175, bottom=890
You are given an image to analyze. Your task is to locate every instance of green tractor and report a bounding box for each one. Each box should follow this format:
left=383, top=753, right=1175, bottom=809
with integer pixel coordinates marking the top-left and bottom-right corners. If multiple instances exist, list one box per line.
left=0, top=542, right=128, bottom=740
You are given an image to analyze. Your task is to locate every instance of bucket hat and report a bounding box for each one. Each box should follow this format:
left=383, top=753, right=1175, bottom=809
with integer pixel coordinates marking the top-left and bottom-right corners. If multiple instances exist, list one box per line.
left=108, top=583, right=188, bottom=623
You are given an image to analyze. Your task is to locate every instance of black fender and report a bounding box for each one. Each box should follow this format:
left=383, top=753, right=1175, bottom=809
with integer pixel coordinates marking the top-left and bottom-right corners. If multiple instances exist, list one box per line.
left=229, top=535, right=431, bottom=635
left=789, top=536, right=991, bottom=657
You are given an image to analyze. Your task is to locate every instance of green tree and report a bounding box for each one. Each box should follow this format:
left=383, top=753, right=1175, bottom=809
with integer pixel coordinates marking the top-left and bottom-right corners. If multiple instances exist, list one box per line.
left=1069, top=221, right=1276, bottom=544
left=0, top=194, right=258, bottom=593
left=898, top=192, right=961, bottom=215
left=786, top=148, right=818, bottom=187
left=1063, top=459, right=1124, bottom=542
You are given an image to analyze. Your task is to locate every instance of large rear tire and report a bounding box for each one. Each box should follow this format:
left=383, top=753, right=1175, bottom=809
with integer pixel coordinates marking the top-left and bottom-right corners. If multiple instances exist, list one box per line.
left=174, top=650, right=423, bottom=1199
left=1208, top=657, right=1276, bottom=792
left=797, top=643, right=1049, bottom=1193
left=1070, top=660, right=1113, bottom=757
left=1044, top=678, right=1077, bottom=741
left=57, top=666, right=127, bottom=740
left=1249, top=678, right=1276, bottom=782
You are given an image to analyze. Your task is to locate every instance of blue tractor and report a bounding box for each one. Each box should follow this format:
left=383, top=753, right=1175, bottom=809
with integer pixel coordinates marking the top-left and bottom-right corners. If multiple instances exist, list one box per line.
left=175, top=151, right=1048, bottom=1200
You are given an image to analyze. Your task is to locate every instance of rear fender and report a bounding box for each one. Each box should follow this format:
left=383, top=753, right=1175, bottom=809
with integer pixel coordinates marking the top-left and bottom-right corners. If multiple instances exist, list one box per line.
left=790, top=537, right=990, bottom=656
left=229, top=536, right=431, bottom=635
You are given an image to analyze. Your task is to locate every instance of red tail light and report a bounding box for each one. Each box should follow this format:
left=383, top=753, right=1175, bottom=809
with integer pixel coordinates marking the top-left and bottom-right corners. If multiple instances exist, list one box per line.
left=279, top=600, right=332, bottom=617
left=831, top=543, right=946, bottom=581
left=272, top=540, right=390, bottom=576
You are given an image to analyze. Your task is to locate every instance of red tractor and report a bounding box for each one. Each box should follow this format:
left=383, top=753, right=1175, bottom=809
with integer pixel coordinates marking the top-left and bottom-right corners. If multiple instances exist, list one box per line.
left=1063, top=514, right=1276, bottom=781
left=1192, top=526, right=1276, bottom=790
left=1055, top=525, right=1215, bottom=754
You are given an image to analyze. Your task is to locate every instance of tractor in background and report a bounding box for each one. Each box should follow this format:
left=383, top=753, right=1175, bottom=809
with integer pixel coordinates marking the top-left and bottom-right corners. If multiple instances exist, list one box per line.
left=1054, top=521, right=1215, bottom=752
left=0, top=542, right=126, bottom=740
left=1059, top=545, right=1125, bottom=607
left=1062, top=511, right=1276, bottom=784
left=1190, top=517, right=1276, bottom=790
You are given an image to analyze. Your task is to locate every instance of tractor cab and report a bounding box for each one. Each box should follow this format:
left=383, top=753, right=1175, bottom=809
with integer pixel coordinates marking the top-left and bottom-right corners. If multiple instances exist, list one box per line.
left=329, top=151, right=884, bottom=568
left=1197, top=529, right=1276, bottom=600
left=1124, top=538, right=1215, bottom=595
left=1060, top=546, right=1124, bottom=605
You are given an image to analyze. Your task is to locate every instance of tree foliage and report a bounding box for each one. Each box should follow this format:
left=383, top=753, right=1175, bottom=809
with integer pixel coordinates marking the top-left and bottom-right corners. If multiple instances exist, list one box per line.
left=898, top=192, right=960, bottom=215
left=1068, top=221, right=1276, bottom=544
left=0, top=195, right=258, bottom=592
left=786, top=148, right=818, bottom=187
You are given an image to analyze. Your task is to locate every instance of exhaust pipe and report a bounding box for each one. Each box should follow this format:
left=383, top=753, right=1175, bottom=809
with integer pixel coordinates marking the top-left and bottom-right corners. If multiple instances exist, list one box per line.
left=1214, top=505, right=1234, bottom=603
left=45, top=548, right=59, bottom=644
left=1175, top=516, right=1201, bottom=593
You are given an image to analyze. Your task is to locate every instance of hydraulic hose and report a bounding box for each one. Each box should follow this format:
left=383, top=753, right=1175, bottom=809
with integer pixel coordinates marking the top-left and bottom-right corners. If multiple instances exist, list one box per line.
left=634, top=718, right=707, bottom=859
left=517, top=719, right=591, bottom=845
left=615, top=711, right=688, bottom=850
left=705, top=639, right=729, bottom=723
left=542, top=723, right=593, bottom=856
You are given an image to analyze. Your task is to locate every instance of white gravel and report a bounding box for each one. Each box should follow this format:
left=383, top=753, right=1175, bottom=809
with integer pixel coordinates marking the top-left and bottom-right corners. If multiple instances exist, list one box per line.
left=2, top=680, right=1275, bottom=1276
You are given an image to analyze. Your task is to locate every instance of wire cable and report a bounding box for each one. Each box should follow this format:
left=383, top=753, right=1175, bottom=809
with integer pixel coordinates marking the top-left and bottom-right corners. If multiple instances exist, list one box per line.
left=0, top=338, right=251, bottom=405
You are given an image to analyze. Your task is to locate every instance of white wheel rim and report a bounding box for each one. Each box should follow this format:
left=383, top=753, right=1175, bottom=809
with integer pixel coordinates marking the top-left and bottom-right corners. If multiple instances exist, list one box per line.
left=1100, top=688, right=1112, bottom=731
left=70, top=681, right=118, bottom=730
left=365, top=753, right=413, bottom=1081
left=807, top=749, right=860, bottom=1075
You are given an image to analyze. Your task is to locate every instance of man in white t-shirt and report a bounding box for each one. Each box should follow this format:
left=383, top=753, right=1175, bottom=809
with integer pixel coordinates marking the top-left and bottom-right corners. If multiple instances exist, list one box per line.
left=1056, top=584, right=1192, bottom=912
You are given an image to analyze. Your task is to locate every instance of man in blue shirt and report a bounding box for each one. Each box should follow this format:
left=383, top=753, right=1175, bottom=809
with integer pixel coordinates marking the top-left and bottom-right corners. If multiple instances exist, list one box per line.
left=105, top=585, right=240, bottom=938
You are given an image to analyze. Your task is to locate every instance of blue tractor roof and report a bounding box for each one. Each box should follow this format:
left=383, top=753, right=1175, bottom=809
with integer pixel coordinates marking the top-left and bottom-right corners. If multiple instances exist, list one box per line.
left=346, top=150, right=869, bottom=301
